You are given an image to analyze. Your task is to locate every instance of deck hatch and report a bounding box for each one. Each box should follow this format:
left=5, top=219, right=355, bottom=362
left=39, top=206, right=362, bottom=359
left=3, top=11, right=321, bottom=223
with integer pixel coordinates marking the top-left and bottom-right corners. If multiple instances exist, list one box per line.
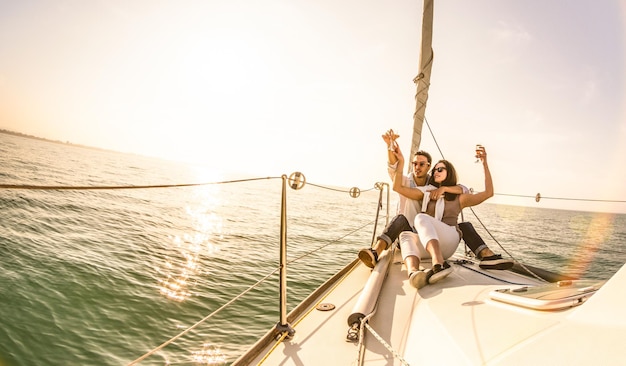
left=489, top=280, right=606, bottom=311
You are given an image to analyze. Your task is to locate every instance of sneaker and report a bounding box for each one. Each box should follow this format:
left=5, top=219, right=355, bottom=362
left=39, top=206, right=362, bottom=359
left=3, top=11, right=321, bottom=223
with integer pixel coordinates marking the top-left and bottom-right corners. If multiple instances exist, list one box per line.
left=409, top=270, right=428, bottom=289
left=428, top=261, right=452, bottom=284
left=358, top=248, right=378, bottom=269
left=479, top=254, right=514, bottom=270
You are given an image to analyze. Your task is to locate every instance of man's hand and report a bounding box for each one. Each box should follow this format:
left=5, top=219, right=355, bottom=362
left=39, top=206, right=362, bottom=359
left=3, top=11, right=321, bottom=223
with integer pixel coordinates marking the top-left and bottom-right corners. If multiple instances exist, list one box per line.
left=382, top=129, right=400, bottom=149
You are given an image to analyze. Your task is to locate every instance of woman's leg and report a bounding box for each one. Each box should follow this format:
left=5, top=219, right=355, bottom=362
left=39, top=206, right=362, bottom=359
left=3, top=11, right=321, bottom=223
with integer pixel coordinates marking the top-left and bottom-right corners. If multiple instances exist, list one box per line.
left=414, top=214, right=461, bottom=283
left=424, top=239, right=444, bottom=266
left=399, top=232, right=429, bottom=288
left=414, top=214, right=461, bottom=260
left=399, top=231, right=421, bottom=273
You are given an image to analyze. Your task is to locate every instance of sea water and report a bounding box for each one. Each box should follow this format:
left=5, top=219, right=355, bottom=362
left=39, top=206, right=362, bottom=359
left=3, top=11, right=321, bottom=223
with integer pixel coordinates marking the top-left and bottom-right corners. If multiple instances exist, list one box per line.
left=1, top=133, right=624, bottom=366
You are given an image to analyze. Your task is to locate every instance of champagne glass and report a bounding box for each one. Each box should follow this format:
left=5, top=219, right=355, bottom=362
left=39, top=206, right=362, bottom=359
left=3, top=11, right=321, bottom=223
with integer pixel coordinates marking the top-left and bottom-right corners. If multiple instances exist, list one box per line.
left=475, top=144, right=483, bottom=163
left=387, top=129, right=399, bottom=151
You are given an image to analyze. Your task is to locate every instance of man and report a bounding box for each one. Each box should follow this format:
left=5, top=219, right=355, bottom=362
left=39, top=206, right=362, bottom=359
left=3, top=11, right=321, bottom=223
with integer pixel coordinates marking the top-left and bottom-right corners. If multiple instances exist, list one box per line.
left=358, top=129, right=513, bottom=271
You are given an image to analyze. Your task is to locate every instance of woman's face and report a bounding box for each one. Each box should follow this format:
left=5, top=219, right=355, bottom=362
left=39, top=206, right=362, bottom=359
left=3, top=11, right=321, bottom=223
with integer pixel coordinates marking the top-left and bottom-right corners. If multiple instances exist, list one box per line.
left=432, top=163, right=447, bottom=183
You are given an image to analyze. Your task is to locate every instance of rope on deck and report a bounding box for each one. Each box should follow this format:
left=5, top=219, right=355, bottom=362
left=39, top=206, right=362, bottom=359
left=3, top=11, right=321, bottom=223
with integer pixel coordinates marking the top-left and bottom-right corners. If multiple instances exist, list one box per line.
left=363, top=321, right=410, bottom=366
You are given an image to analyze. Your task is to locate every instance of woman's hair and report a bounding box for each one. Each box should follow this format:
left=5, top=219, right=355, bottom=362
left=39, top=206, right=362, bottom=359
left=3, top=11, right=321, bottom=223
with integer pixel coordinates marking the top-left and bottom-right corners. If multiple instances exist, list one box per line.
left=431, top=159, right=459, bottom=201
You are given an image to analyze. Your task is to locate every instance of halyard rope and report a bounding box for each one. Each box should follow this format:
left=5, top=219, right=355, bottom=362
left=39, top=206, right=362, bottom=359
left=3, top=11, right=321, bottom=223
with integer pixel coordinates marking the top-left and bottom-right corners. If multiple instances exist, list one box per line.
left=363, top=321, right=410, bottom=366
left=357, top=313, right=374, bottom=365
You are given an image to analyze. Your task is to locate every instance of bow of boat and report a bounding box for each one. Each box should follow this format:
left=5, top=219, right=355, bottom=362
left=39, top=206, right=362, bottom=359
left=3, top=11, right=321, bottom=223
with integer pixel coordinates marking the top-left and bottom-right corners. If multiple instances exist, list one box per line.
left=234, top=247, right=623, bottom=365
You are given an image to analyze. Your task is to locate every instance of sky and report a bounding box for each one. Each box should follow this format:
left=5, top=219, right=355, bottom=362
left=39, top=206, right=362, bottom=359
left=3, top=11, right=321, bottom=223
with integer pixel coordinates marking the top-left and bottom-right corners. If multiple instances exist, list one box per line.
left=1, top=0, right=625, bottom=213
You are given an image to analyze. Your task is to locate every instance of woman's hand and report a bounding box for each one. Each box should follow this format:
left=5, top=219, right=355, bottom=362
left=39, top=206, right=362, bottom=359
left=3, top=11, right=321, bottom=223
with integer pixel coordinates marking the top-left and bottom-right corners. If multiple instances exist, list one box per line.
left=476, top=145, right=488, bottom=165
left=461, top=145, right=493, bottom=208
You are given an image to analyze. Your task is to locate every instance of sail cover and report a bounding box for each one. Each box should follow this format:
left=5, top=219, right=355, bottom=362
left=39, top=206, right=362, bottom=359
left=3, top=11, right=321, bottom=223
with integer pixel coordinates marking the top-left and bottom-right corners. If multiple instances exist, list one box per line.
left=410, top=0, right=434, bottom=162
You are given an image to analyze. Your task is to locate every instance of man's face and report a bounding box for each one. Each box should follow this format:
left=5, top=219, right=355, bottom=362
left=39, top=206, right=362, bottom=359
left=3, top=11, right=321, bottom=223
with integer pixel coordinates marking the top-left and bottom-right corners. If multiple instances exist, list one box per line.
left=411, top=155, right=430, bottom=179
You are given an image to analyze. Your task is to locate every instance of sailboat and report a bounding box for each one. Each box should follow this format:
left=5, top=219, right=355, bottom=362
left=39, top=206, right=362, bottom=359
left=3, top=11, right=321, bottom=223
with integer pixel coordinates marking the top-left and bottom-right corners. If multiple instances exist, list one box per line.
left=231, top=1, right=626, bottom=364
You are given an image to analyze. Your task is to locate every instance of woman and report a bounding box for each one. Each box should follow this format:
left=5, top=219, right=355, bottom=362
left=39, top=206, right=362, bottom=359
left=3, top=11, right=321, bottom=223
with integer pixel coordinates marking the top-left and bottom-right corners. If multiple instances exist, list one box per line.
left=391, top=145, right=494, bottom=289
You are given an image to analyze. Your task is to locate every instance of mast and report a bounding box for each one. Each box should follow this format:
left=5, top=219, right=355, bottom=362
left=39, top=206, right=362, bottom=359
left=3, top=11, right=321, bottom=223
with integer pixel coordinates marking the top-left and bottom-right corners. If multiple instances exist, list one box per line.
left=410, top=0, right=434, bottom=162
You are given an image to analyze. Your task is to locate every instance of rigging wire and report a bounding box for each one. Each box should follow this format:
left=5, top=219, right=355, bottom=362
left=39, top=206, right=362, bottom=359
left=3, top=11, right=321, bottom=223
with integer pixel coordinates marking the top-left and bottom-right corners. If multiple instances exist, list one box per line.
left=423, top=116, right=625, bottom=204
left=423, top=117, right=516, bottom=252
left=467, top=206, right=549, bottom=283
left=424, top=114, right=626, bottom=278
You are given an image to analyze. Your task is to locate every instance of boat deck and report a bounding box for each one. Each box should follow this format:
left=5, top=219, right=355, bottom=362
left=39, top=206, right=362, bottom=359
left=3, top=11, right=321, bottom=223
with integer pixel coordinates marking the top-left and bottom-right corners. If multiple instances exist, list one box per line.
left=240, top=248, right=622, bottom=365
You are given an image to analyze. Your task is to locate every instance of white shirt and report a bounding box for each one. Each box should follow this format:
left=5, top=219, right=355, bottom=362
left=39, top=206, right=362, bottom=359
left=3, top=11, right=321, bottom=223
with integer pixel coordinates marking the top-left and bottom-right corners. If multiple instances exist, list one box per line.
left=388, top=161, right=468, bottom=227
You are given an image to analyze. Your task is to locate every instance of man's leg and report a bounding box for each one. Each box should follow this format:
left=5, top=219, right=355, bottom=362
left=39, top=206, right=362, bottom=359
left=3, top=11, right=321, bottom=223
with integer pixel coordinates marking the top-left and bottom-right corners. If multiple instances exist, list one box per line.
left=359, top=214, right=413, bottom=268
left=458, top=222, right=514, bottom=270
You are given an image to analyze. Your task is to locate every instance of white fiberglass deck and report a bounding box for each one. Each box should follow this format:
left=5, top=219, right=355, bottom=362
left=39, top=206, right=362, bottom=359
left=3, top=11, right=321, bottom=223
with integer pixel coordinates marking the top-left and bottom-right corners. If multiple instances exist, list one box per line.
left=244, top=248, right=624, bottom=365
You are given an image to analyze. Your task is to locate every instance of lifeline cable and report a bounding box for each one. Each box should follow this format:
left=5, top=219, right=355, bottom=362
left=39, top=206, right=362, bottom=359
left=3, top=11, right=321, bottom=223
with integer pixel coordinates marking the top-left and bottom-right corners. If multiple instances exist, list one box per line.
left=0, top=177, right=280, bottom=190
left=495, top=193, right=626, bottom=203
left=0, top=177, right=381, bottom=196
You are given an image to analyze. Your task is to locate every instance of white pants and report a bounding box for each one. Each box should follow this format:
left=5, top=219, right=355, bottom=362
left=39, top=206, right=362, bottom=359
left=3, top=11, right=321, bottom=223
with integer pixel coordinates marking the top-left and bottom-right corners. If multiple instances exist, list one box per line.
left=399, top=213, right=460, bottom=261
